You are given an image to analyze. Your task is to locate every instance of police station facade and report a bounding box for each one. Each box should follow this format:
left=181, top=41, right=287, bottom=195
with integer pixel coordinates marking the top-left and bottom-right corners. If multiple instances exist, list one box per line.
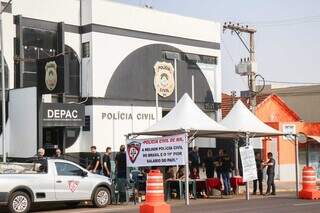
left=0, top=0, right=222, bottom=159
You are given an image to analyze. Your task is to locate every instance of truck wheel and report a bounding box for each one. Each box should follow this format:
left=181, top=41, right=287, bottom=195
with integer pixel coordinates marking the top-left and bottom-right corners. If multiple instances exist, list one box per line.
left=92, top=187, right=110, bottom=208
left=8, top=191, right=31, bottom=213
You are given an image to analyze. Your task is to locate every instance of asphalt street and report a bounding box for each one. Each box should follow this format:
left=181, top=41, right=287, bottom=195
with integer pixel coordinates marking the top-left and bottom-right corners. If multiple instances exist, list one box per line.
left=1, top=193, right=320, bottom=213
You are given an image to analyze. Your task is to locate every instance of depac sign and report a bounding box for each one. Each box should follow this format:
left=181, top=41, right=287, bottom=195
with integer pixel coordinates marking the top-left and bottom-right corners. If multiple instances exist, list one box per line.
left=42, top=103, right=85, bottom=127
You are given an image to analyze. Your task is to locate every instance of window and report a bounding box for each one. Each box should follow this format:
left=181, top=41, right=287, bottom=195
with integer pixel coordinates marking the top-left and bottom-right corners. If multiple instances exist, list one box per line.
left=283, top=124, right=296, bottom=140
left=20, top=28, right=80, bottom=96
left=22, top=28, right=57, bottom=87
left=55, top=162, right=83, bottom=176
left=65, top=45, right=80, bottom=96
left=82, top=42, right=90, bottom=58
left=83, top=116, right=90, bottom=131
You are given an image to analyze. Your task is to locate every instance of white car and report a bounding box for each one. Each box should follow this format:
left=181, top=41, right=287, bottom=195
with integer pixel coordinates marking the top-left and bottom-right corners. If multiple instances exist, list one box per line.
left=0, top=158, right=113, bottom=213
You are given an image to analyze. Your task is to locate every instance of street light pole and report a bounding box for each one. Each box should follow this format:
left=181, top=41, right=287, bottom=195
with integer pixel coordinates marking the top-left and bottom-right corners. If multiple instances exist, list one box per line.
left=0, top=3, right=6, bottom=163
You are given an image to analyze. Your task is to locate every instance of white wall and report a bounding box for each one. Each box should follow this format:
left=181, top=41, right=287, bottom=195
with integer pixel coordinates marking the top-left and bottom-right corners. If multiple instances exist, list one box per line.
left=68, top=105, right=161, bottom=153
left=12, top=0, right=80, bottom=25
left=88, top=32, right=221, bottom=98
left=91, top=0, right=220, bottom=43
left=81, top=33, right=93, bottom=97
left=3, top=11, right=14, bottom=89
left=279, top=164, right=296, bottom=181
left=66, top=106, right=93, bottom=153
left=8, top=87, right=37, bottom=158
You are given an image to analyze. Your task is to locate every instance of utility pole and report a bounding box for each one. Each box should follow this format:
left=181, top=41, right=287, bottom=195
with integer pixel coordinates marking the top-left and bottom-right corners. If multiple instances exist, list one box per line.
left=223, top=22, right=258, bottom=201
left=223, top=22, right=257, bottom=112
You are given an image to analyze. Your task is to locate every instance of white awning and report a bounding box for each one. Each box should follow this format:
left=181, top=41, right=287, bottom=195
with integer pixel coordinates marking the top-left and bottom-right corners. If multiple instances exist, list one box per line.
left=308, top=135, right=320, bottom=143
left=219, top=100, right=283, bottom=137
left=130, top=93, right=235, bottom=137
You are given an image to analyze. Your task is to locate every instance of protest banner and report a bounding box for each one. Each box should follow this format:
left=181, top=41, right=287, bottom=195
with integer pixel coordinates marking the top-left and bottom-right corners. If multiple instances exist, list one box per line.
left=126, top=133, right=187, bottom=167
left=240, top=145, right=257, bottom=182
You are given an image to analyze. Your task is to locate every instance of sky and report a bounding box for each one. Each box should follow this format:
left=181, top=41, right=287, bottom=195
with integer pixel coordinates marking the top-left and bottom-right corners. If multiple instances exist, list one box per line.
left=114, top=0, right=320, bottom=94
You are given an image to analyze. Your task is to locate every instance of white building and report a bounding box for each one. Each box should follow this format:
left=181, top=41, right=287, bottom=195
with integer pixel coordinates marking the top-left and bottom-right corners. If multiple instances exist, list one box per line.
left=0, top=0, right=222, bottom=159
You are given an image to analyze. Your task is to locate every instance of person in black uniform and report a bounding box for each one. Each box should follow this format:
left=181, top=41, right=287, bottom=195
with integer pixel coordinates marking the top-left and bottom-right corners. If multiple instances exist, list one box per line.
left=189, top=146, right=200, bottom=175
left=263, top=152, right=276, bottom=195
left=203, top=149, right=215, bottom=178
left=34, top=148, right=47, bottom=173
left=87, top=146, right=102, bottom=174
left=214, top=149, right=224, bottom=179
left=103, top=147, right=112, bottom=177
left=253, top=152, right=263, bottom=195
left=221, top=150, right=233, bottom=195
left=115, top=145, right=127, bottom=203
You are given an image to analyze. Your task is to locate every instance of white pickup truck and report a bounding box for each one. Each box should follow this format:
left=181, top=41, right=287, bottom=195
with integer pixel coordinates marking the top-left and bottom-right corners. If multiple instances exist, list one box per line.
left=0, top=158, right=113, bottom=213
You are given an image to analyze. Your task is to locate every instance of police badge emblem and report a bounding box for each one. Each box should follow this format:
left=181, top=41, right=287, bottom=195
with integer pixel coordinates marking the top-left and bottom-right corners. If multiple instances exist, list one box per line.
left=154, top=61, right=175, bottom=97
left=45, top=61, right=58, bottom=91
left=127, top=141, right=141, bottom=164
left=68, top=180, right=80, bottom=193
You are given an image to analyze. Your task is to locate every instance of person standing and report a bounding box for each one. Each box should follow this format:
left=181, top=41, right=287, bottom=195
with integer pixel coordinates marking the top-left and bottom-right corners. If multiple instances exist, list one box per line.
left=214, top=149, right=224, bottom=179
left=54, top=148, right=62, bottom=158
left=189, top=146, right=200, bottom=175
left=221, top=150, right=233, bottom=195
left=253, top=152, right=263, bottom=195
left=34, top=148, right=47, bottom=172
left=203, top=150, right=215, bottom=178
left=115, top=145, right=127, bottom=203
left=103, top=147, right=112, bottom=178
left=87, top=146, right=102, bottom=174
left=263, top=152, right=276, bottom=195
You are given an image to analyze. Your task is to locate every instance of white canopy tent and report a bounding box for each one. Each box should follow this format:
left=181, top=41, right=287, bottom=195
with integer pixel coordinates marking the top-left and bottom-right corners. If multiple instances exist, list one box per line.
left=129, top=93, right=236, bottom=205
left=219, top=100, right=284, bottom=200
left=220, top=100, right=282, bottom=137
left=132, top=93, right=234, bottom=137
left=307, top=135, right=320, bottom=143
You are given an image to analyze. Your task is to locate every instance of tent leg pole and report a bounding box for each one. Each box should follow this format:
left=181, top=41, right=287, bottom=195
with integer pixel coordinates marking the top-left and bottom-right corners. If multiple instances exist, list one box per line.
left=295, top=136, right=299, bottom=198
left=185, top=135, right=190, bottom=205
left=245, top=133, right=250, bottom=201
left=235, top=140, right=239, bottom=176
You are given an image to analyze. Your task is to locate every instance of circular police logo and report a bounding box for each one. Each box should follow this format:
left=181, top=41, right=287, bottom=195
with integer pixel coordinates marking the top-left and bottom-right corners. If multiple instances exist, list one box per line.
left=127, top=141, right=141, bottom=164
left=45, top=61, right=58, bottom=91
left=154, top=61, right=175, bottom=98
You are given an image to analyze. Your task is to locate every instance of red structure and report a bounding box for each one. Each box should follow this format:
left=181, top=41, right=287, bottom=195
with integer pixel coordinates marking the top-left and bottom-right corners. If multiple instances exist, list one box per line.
left=222, top=93, right=320, bottom=181
left=140, top=170, right=171, bottom=213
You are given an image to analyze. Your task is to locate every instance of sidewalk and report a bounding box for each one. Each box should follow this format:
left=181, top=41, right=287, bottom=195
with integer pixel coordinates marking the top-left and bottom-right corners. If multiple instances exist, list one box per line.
left=236, top=180, right=297, bottom=194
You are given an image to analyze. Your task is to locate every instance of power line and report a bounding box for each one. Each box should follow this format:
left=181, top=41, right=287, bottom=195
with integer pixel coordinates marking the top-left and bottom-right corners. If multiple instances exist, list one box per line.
left=260, top=80, right=320, bottom=85
left=237, top=14, right=320, bottom=28
left=221, top=38, right=249, bottom=89
left=221, top=38, right=235, bottom=64
left=243, top=15, right=320, bottom=25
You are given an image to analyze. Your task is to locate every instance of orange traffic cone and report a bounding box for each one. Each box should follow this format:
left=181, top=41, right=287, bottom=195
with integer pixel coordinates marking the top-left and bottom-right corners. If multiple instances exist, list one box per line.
left=299, top=166, right=320, bottom=200
left=140, top=170, right=171, bottom=213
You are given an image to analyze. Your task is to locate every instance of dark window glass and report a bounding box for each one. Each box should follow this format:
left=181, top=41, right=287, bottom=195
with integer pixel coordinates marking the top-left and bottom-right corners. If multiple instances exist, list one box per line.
left=65, top=45, right=80, bottom=96
left=55, top=162, right=83, bottom=176
left=23, top=28, right=57, bottom=87
left=82, top=42, right=90, bottom=58
left=83, top=116, right=90, bottom=131
left=22, top=28, right=80, bottom=96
